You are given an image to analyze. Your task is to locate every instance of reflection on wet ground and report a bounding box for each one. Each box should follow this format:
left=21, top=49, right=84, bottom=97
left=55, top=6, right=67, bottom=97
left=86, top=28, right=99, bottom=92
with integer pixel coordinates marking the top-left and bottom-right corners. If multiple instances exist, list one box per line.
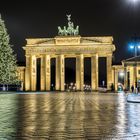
left=0, top=92, right=140, bottom=139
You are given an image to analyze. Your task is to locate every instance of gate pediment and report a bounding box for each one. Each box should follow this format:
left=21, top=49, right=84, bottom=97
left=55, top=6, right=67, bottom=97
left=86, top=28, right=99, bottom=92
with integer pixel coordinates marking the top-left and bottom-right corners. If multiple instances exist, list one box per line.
left=55, top=36, right=81, bottom=45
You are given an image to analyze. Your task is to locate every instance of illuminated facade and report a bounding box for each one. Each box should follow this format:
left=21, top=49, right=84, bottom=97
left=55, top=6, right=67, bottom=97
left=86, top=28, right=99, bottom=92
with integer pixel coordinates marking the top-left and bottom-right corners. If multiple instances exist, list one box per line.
left=17, top=35, right=140, bottom=92
left=111, top=56, right=140, bottom=91
left=18, top=15, right=135, bottom=92
left=18, top=36, right=115, bottom=91
left=18, top=36, right=140, bottom=92
left=122, top=57, right=140, bottom=90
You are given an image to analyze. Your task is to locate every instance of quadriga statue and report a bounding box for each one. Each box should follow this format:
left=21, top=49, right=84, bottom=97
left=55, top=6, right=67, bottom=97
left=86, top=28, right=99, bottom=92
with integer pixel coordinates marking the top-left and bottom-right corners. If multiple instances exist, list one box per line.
left=57, top=15, right=79, bottom=36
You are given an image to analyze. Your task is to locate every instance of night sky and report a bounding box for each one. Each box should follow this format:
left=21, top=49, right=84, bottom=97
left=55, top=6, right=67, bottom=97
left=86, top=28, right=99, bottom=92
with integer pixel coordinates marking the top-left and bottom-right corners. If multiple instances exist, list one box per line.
left=0, top=0, right=140, bottom=63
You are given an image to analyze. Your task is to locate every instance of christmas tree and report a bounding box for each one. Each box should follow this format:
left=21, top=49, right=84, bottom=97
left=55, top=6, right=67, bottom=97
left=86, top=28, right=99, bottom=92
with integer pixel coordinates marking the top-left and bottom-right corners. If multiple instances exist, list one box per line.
left=0, top=15, right=19, bottom=86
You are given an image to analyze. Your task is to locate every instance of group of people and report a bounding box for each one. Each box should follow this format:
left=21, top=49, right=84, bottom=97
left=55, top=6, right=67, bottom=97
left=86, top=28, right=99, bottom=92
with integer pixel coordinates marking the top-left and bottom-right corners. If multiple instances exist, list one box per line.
left=109, top=84, right=139, bottom=93
left=131, top=85, right=139, bottom=93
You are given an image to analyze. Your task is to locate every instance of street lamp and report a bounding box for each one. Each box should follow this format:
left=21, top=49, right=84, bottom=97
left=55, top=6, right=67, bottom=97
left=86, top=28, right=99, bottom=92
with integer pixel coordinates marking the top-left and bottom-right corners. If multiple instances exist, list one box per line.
left=129, top=40, right=140, bottom=92
left=130, top=0, right=137, bottom=2
left=127, top=0, right=140, bottom=5
left=119, top=72, right=125, bottom=77
left=127, top=0, right=140, bottom=93
left=130, top=0, right=140, bottom=3
left=129, top=41, right=140, bottom=56
left=118, top=71, right=125, bottom=88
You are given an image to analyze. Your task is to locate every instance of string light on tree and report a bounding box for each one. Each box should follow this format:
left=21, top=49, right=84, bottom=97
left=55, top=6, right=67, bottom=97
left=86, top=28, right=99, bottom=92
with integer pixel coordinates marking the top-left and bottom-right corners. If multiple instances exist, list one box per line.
left=0, top=14, right=19, bottom=88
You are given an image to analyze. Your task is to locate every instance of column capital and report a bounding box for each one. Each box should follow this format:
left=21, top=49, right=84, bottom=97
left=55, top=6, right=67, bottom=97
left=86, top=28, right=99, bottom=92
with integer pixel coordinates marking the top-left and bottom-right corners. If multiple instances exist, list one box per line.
left=107, top=53, right=112, bottom=57
left=91, top=53, right=98, bottom=56
left=56, top=54, right=65, bottom=57
left=40, top=54, right=45, bottom=58
left=45, top=54, right=51, bottom=58
left=76, top=54, right=84, bottom=57
left=31, top=55, right=36, bottom=58
left=25, top=55, right=31, bottom=57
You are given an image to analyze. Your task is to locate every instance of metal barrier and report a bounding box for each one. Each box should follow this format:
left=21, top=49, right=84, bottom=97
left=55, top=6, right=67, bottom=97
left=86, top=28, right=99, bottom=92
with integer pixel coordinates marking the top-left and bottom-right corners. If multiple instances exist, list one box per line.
left=0, top=84, right=21, bottom=91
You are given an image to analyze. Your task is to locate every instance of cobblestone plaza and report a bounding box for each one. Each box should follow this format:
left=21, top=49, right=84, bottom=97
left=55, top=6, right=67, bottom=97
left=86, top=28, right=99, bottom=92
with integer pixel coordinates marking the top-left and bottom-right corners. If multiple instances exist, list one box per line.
left=0, top=92, right=140, bottom=139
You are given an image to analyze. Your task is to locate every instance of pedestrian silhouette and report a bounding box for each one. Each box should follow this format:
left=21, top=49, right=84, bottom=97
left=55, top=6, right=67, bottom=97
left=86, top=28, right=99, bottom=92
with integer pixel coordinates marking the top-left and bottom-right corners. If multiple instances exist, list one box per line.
left=111, top=83, right=114, bottom=92
left=131, top=85, right=134, bottom=93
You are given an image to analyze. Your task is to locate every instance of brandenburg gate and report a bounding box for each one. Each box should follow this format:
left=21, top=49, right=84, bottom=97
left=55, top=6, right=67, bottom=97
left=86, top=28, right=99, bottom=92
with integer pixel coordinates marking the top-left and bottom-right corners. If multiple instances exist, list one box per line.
left=22, top=15, right=116, bottom=91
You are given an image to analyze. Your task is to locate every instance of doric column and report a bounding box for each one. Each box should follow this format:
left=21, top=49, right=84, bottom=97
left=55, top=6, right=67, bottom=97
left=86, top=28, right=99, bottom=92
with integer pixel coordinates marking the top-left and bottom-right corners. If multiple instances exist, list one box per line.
left=40, top=55, right=45, bottom=91
left=124, top=67, right=127, bottom=90
left=130, top=67, right=134, bottom=88
left=107, top=54, right=112, bottom=90
left=114, top=69, right=118, bottom=91
left=91, top=54, right=98, bottom=90
left=55, top=55, right=65, bottom=91
left=76, top=54, right=84, bottom=91
left=60, top=55, right=65, bottom=91
left=25, top=55, right=31, bottom=91
left=45, top=55, right=51, bottom=91
left=31, top=55, right=37, bottom=91
left=56, top=55, right=60, bottom=90
left=133, top=66, right=137, bottom=88
left=20, top=70, right=25, bottom=91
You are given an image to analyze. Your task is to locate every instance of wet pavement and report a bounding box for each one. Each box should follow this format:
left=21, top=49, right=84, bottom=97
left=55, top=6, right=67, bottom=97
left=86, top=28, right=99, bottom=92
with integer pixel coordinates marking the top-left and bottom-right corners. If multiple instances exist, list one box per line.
left=0, top=92, right=140, bottom=139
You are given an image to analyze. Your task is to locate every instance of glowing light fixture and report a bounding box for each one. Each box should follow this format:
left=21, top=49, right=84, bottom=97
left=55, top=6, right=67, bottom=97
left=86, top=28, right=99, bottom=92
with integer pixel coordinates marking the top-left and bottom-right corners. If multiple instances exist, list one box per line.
left=130, top=45, right=134, bottom=49
left=132, top=0, right=138, bottom=3
left=127, top=0, right=140, bottom=6
left=119, top=72, right=124, bottom=77
left=128, top=0, right=139, bottom=3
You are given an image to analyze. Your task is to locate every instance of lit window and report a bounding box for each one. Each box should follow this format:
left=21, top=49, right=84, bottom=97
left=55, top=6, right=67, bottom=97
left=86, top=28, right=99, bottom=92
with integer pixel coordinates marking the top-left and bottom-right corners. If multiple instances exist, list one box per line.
left=138, top=70, right=140, bottom=75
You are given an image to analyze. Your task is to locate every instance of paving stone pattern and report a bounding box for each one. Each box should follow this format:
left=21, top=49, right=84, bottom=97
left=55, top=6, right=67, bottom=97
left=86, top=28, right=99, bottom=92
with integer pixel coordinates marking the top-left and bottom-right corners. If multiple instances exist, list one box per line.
left=0, top=92, right=140, bottom=140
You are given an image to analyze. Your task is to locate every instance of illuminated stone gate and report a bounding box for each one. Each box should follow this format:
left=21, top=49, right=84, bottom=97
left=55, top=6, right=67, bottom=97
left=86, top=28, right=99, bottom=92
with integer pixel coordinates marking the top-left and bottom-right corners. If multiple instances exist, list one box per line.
left=17, top=15, right=116, bottom=91
left=23, top=36, right=115, bottom=91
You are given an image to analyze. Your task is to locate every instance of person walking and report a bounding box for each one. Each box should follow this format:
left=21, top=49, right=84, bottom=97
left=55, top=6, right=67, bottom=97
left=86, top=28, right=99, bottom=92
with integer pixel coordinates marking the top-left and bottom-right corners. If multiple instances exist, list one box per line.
left=131, top=85, right=134, bottom=93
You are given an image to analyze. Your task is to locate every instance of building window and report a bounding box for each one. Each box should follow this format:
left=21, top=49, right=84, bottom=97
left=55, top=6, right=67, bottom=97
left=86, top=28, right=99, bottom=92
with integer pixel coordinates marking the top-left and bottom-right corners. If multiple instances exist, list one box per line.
left=138, top=70, right=140, bottom=75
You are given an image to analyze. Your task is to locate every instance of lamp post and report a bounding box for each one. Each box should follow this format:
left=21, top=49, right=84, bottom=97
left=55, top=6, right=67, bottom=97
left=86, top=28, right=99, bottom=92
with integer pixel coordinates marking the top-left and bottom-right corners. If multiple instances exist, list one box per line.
left=129, top=40, right=140, bottom=92
left=127, top=0, right=140, bottom=93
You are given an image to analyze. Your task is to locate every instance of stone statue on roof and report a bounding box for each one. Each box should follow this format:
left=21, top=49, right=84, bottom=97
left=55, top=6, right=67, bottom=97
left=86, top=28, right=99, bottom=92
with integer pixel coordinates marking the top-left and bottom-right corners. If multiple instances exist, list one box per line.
left=57, top=14, right=79, bottom=36
left=67, top=14, right=71, bottom=22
